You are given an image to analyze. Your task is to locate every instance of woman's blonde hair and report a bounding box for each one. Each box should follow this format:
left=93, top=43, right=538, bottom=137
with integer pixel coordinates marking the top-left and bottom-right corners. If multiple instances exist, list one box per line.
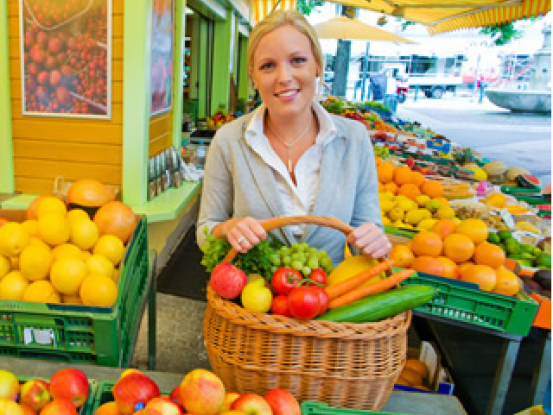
left=247, top=10, right=323, bottom=74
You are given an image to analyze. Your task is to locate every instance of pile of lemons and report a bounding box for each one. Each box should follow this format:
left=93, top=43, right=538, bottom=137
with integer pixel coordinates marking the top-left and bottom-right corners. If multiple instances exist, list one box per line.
left=0, top=196, right=125, bottom=307
left=379, top=191, right=461, bottom=230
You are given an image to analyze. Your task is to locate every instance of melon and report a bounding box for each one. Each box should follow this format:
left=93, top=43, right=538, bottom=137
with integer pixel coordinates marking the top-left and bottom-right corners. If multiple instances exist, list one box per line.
left=506, top=167, right=530, bottom=182
left=67, top=179, right=116, bottom=208
left=516, top=174, right=541, bottom=189
left=482, top=161, right=508, bottom=176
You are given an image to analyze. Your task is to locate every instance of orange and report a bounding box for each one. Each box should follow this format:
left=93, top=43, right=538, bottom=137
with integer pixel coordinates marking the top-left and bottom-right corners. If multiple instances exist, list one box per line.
left=52, top=243, right=83, bottom=260
left=80, top=273, right=118, bottom=307
left=62, top=294, right=83, bottom=305
left=455, top=219, right=488, bottom=244
left=36, top=196, right=67, bottom=219
left=458, top=261, right=475, bottom=274
left=93, top=235, right=125, bottom=266
left=460, top=264, right=496, bottom=291
left=411, top=231, right=443, bottom=257
left=26, top=196, right=44, bottom=220
left=397, top=183, right=421, bottom=200
left=0, top=222, right=30, bottom=257
left=394, top=166, right=413, bottom=186
left=19, top=244, right=53, bottom=281
left=411, top=256, right=444, bottom=276
left=389, top=245, right=415, bottom=268
left=421, top=181, right=443, bottom=198
left=93, top=401, right=122, bottom=415
left=436, top=256, right=459, bottom=279
left=400, top=368, right=423, bottom=386
left=435, top=197, right=449, bottom=207
left=70, top=219, right=99, bottom=251
left=22, top=280, right=61, bottom=303
left=473, top=242, right=506, bottom=268
left=375, top=156, right=383, bottom=166
left=443, top=233, right=475, bottom=263
left=37, top=213, right=71, bottom=246
left=432, top=219, right=457, bottom=239
left=21, top=220, right=39, bottom=237
left=378, top=182, right=384, bottom=192
left=86, top=254, right=115, bottom=279
left=404, top=359, right=428, bottom=379
left=0, top=255, right=10, bottom=279
left=93, top=201, right=138, bottom=244
left=411, top=172, right=425, bottom=187
left=0, top=271, right=29, bottom=300
left=383, top=182, right=398, bottom=194
left=493, top=266, right=521, bottom=296
left=50, top=257, right=88, bottom=296
left=377, top=162, right=395, bottom=183
left=67, top=209, right=91, bottom=226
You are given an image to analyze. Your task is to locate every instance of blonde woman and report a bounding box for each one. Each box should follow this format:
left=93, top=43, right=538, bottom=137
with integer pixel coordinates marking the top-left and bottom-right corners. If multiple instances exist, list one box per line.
left=197, top=10, right=390, bottom=265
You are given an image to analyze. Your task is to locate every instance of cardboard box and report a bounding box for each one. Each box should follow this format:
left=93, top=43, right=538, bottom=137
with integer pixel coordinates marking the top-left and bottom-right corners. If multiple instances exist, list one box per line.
left=395, top=341, right=455, bottom=395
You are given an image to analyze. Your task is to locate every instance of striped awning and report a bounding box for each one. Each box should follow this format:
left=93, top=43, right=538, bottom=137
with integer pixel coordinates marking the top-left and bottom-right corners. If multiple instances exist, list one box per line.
left=251, top=0, right=550, bottom=33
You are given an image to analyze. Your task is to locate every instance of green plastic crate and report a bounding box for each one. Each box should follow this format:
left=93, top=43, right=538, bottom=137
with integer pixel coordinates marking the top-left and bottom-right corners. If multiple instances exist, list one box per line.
left=301, top=401, right=408, bottom=414
left=0, top=217, right=149, bottom=366
left=399, top=271, right=539, bottom=337
left=16, top=375, right=97, bottom=414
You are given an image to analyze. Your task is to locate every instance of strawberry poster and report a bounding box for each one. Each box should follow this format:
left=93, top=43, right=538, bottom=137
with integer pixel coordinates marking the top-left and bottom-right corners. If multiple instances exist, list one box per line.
left=150, top=0, right=174, bottom=116
left=20, top=0, right=112, bottom=118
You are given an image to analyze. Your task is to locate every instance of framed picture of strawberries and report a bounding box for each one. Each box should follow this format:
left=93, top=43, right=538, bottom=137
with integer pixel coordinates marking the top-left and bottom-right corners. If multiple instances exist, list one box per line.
left=150, top=0, right=174, bottom=116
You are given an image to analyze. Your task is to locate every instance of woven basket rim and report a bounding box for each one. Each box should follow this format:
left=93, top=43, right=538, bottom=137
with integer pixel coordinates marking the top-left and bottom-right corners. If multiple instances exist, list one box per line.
left=206, top=287, right=412, bottom=340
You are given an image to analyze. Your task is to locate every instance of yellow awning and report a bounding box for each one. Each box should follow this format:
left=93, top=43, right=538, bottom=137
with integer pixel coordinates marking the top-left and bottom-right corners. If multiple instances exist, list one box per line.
left=252, top=0, right=550, bottom=33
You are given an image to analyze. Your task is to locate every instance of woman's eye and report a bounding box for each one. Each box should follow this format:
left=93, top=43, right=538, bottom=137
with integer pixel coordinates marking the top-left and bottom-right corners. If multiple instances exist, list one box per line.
left=292, top=57, right=307, bottom=64
left=259, top=62, right=273, bottom=70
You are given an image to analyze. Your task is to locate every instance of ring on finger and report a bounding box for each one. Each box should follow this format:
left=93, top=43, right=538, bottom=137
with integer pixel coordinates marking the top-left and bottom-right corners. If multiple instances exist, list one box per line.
left=237, top=236, right=247, bottom=245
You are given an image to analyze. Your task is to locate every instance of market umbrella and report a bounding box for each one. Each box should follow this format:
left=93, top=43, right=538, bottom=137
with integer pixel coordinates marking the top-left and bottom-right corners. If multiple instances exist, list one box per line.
left=313, top=15, right=416, bottom=43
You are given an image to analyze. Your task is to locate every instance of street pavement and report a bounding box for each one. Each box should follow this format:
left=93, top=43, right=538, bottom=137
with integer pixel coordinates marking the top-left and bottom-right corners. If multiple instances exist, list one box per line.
left=395, top=92, right=552, bottom=185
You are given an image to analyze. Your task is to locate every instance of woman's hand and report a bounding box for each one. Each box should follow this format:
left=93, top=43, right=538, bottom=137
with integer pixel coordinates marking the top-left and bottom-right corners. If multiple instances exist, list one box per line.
left=213, top=217, right=268, bottom=254
left=346, top=223, right=392, bottom=259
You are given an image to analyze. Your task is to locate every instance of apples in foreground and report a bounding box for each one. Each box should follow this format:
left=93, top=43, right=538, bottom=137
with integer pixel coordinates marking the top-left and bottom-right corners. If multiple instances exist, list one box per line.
left=144, top=397, right=182, bottom=414
left=210, top=262, right=247, bottom=300
left=230, top=392, right=273, bottom=415
left=19, top=403, right=36, bottom=415
left=218, top=391, right=240, bottom=412
left=0, top=370, right=19, bottom=400
left=113, top=373, right=160, bottom=415
left=179, top=369, right=225, bottom=415
left=92, top=401, right=122, bottom=415
left=20, top=378, right=51, bottom=411
left=0, top=398, right=24, bottom=415
left=264, top=388, right=300, bottom=415
left=40, top=399, right=78, bottom=415
left=49, top=368, right=89, bottom=408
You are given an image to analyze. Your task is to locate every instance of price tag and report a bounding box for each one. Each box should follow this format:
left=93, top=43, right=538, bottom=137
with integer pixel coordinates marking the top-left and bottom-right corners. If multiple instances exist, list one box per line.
left=23, top=328, right=56, bottom=346
left=499, top=208, right=516, bottom=229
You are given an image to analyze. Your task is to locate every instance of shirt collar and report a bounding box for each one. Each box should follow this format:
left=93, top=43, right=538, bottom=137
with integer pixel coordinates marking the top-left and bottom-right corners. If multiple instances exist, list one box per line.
left=245, top=101, right=337, bottom=147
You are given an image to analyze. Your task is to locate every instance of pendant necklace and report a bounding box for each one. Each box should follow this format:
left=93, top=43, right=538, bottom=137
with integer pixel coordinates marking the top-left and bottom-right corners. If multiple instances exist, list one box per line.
left=267, top=114, right=313, bottom=174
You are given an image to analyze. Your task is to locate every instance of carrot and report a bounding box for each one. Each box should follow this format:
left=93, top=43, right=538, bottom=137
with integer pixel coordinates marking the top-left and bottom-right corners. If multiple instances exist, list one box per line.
left=325, top=259, right=395, bottom=300
left=328, top=269, right=414, bottom=309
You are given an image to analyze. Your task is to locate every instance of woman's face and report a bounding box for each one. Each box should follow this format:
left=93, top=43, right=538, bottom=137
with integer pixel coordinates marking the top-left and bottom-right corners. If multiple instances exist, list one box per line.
left=250, top=24, right=320, bottom=120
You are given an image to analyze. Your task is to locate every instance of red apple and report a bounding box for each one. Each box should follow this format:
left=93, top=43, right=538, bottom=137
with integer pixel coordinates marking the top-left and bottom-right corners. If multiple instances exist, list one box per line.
left=144, top=397, right=182, bottom=414
left=264, top=388, right=300, bottom=415
left=218, top=392, right=240, bottom=412
left=39, top=399, right=78, bottom=415
left=168, top=385, right=181, bottom=405
left=20, top=379, right=51, bottom=411
left=230, top=393, right=272, bottom=415
left=0, top=370, right=19, bottom=400
left=113, top=373, right=160, bottom=415
left=49, top=368, right=89, bottom=408
left=92, top=401, right=121, bottom=415
left=209, top=262, right=247, bottom=300
left=179, top=369, right=225, bottom=415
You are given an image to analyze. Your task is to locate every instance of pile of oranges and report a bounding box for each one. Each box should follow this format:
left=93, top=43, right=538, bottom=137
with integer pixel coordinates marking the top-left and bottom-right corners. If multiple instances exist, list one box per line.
left=376, top=159, right=443, bottom=201
left=389, top=218, right=521, bottom=297
left=0, top=196, right=135, bottom=307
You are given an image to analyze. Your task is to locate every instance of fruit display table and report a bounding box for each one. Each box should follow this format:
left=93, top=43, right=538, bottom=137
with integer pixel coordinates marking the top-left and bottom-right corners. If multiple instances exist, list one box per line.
left=1, top=356, right=469, bottom=415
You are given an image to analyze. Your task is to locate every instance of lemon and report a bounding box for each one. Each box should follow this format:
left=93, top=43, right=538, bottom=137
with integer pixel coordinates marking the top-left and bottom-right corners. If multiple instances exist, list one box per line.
left=485, top=193, right=506, bottom=209
left=81, top=251, right=92, bottom=261
left=38, top=213, right=71, bottom=246
left=70, top=219, right=99, bottom=251
left=415, top=195, right=431, bottom=208
left=52, top=243, right=83, bottom=260
left=23, top=280, right=60, bottom=303
left=19, top=244, right=53, bottom=281
left=28, top=236, right=50, bottom=250
left=50, top=257, right=88, bottom=295
left=0, top=271, right=29, bottom=300
left=388, top=207, right=405, bottom=222
left=21, top=220, right=39, bottom=236
left=0, top=222, right=30, bottom=257
left=240, top=279, right=272, bottom=313
left=417, top=218, right=439, bottom=231
left=67, top=209, right=90, bottom=225
left=0, top=255, right=10, bottom=280
left=380, top=200, right=396, bottom=213
left=437, top=207, right=456, bottom=220
left=10, top=256, right=19, bottom=270
left=93, top=235, right=125, bottom=266
left=36, top=196, right=67, bottom=218
left=425, top=199, right=442, bottom=213
left=62, top=294, right=83, bottom=305
left=86, top=254, right=115, bottom=279
left=382, top=216, right=391, bottom=226
left=80, top=273, right=118, bottom=307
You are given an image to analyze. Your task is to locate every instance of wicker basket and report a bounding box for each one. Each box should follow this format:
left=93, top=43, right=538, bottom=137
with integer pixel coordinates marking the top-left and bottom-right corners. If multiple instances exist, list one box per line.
left=204, top=215, right=411, bottom=411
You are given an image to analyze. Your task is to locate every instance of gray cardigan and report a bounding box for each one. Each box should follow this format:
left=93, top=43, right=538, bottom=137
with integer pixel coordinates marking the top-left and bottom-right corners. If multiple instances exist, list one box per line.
left=196, top=111, right=382, bottom=265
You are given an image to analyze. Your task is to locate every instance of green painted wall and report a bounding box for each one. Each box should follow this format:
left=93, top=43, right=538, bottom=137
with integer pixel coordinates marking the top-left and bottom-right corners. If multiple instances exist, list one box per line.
left=197, top=18, right=209, bottom=118
left=122, top=0, right=152, bottom=206
left=238, top=35, right=249, bottom=102
left=0, top=1, right=14, bottom=193
left=211, top=15, right=233, bottom=112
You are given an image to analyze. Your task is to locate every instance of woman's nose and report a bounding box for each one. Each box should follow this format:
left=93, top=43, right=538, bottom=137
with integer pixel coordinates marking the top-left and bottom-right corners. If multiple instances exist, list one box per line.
left=276, top=63, right=292, bottom=83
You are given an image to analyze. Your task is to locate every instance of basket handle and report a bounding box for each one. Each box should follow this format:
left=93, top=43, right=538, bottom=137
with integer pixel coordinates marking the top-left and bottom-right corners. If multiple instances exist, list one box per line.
left=222, top=215, right=354, bottom=263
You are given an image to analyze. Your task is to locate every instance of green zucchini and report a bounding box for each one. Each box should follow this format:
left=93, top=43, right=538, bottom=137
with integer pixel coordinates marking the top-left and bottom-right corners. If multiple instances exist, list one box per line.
left=315, top=285, right=437, bottom=323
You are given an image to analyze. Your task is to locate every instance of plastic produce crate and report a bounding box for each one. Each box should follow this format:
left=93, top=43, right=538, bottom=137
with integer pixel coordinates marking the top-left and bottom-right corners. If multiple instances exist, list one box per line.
left=399, top=271, right=539, bottom=337
left=301, top=401, right=408, bottom=414
left=17, top=375, right=97, bottom=414
left=0, top=216, right=149, bottom=366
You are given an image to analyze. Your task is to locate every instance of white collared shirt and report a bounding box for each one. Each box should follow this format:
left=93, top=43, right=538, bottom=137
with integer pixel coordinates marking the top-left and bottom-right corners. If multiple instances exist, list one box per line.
left=244, top=101, right=337, bottom=236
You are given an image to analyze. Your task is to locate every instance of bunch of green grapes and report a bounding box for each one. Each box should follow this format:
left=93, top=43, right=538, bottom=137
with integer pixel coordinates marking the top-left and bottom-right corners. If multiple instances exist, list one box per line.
left=268, top=243, right=334, bottom=278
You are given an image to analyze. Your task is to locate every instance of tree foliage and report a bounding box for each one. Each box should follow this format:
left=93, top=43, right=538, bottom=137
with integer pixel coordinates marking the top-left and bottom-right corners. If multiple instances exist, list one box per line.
left=480, top=22, right=523, bottom=46
left=295, top=0, right=325, bottom=16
